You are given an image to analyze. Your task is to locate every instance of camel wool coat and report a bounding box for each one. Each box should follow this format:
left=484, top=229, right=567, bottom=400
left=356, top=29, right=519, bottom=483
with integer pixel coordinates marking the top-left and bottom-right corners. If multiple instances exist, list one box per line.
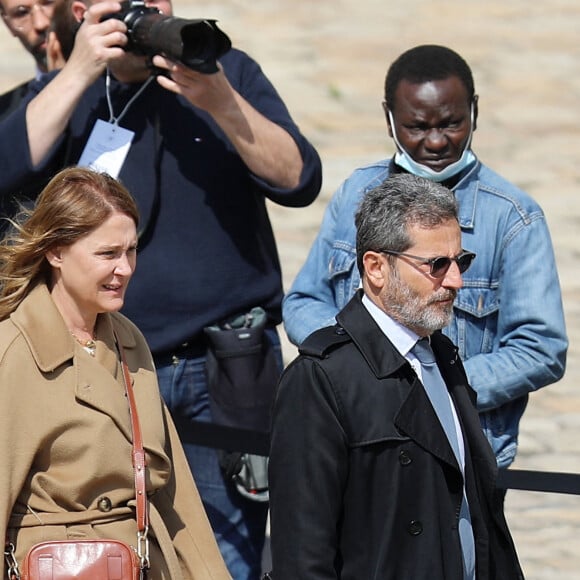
left=0, top=282, right=231, bottom=579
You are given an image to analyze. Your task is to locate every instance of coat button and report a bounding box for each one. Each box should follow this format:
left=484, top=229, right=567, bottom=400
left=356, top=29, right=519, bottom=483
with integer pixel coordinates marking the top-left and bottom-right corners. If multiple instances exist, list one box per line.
left=407, top=520, right=423, bottom=536
left=97, top=496, right=113, bottom=512
left=335, top=326, right=346, bottom=335
left=399, top=450, right=412, bottom=466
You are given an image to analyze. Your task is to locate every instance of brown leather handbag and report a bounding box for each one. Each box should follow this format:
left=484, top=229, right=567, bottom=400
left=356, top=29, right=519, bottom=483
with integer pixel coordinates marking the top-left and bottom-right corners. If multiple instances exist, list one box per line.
left=20, top=539, right=140, bottom=580
left=5, top=337, right=149, bottom=580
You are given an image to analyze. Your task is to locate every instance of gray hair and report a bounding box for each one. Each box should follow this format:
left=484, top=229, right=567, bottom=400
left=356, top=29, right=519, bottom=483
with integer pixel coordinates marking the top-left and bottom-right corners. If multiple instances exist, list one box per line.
left=355, top=174, right=458, bottom=274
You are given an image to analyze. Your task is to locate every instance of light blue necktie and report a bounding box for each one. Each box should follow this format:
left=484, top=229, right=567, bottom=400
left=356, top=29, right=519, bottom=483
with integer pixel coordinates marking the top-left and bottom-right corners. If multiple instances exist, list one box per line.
left=413, top=337, right=462, bottom=463
left=413, top=337, right=476, bottom=580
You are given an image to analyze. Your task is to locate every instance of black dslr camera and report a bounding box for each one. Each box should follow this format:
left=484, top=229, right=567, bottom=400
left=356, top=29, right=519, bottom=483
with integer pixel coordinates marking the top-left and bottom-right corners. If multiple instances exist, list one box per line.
left=106, top=0, right=231, bottom=74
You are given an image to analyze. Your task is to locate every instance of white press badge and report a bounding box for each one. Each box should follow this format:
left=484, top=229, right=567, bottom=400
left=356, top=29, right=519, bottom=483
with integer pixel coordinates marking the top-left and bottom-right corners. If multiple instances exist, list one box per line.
left=78, top=119, right=134, bottom=179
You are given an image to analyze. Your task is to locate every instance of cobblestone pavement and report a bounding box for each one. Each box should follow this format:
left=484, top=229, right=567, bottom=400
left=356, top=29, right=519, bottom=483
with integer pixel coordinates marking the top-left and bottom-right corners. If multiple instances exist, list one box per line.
left=1, top=1, right=579, bottom=577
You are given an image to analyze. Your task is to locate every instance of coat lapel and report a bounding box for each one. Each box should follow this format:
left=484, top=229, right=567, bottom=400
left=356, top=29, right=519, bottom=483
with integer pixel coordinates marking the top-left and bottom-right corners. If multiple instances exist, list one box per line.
left=431, top=333, right=500, bottom=496
left=395, top=379, right=460, bottom=471
left=74, top=318, right=135, bottom=443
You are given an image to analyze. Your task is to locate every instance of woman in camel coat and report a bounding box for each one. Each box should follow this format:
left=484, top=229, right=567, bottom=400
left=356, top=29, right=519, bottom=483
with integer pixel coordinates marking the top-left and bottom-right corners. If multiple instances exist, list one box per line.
left=0, top=168, right=230, bottom=579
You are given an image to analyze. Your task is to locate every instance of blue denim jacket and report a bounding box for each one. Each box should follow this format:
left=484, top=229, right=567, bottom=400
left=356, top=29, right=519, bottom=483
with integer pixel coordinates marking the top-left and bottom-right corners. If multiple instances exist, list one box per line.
left=283, top=158, right=568, bottom=467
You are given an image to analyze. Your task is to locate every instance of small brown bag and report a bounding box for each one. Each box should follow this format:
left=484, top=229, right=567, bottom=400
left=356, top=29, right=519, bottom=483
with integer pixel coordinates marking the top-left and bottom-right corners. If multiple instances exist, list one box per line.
left=20, top=539, right=140, bottom=580
left=5, top=336, right=149, bottom=580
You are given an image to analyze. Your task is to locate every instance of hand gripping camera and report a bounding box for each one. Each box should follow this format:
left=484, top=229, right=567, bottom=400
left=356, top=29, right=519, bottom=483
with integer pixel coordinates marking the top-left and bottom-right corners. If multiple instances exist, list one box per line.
left=107, top=0, right=232, bottom=74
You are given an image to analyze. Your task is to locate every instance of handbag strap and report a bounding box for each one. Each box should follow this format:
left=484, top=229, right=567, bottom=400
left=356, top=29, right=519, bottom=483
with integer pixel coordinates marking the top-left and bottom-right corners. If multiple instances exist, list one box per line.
left=115, top=332, right=150, bottom=569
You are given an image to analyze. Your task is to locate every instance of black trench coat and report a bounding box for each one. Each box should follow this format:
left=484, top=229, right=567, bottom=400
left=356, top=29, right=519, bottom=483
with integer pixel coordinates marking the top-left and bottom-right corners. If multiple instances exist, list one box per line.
left=269, top=291, right=523, bottom=580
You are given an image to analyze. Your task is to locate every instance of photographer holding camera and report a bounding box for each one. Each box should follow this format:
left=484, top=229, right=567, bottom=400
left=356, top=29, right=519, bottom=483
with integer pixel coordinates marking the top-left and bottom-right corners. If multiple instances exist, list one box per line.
left=0, top=1, right=323, bottom=578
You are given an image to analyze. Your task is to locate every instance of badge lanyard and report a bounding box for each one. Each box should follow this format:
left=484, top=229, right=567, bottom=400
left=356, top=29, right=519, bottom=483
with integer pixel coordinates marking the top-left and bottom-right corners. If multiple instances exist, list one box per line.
left=77, top=68, right=154, bottom=178
left=105, top=68, right=155, bottom=125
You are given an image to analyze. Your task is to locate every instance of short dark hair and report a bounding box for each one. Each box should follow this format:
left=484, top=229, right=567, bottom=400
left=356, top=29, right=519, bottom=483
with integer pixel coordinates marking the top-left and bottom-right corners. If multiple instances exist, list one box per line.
left=384, top=45, right=475, bottom=111
left=355, top=174, right=458, bottom=275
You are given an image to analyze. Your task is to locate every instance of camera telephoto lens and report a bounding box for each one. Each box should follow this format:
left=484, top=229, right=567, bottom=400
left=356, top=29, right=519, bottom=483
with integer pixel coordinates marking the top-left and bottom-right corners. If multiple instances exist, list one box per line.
left=103, top=0, right=232, bottom=73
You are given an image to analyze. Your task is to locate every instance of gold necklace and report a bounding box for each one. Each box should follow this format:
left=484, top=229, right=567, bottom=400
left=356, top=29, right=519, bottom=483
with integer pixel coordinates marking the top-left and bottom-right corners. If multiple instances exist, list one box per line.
left=70, top=331, right=97, bottom=357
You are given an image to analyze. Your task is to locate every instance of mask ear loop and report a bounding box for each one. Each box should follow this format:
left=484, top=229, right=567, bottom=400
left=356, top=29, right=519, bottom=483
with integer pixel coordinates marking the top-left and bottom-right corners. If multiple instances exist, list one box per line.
left=464, top=101, right=475, bottom=151
left=386, top=109, right=405, bottom=154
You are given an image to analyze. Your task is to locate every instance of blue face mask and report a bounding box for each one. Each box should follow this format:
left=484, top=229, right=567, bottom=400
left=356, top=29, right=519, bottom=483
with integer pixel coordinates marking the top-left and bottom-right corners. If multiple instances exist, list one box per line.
left=388, top=106, right=477, bottom=183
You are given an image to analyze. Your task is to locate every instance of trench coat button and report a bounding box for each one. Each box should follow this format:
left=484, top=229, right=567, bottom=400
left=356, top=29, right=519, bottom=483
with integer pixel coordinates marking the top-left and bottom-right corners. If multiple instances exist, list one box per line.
left=335, top=326, right=346, bottom=335
left=399, top=450, right=412, bottom=466
left=97, top=496, right=113, bottom=512
left=407, top=520, right=423, bottom=536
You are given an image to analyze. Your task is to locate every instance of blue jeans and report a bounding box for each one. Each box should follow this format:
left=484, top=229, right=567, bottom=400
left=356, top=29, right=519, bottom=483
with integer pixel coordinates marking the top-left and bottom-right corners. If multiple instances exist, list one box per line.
left=155, top=329, right=281, bottom=580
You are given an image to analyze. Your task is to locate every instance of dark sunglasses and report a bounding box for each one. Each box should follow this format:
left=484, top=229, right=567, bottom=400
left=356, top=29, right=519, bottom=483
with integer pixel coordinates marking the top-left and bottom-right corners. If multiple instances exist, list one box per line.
left=380, top=249, right=476, bottom=278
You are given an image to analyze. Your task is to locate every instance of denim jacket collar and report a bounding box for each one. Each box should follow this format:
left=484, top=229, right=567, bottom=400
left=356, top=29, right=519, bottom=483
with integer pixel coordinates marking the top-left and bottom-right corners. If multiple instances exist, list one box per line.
left=451, top=159, right=481, bottom=231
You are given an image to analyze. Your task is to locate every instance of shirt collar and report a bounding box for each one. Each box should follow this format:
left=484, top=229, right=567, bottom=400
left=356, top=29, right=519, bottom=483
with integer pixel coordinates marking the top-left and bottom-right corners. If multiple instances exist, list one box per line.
left=361, top=293, right=419, bottom=359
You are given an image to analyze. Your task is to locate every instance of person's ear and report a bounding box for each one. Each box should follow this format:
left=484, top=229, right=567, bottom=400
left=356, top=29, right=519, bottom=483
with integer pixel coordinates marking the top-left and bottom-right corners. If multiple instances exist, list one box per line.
left=45, top=247, right=63, bottom=268
left=46, top=30, right=65, bottom=71
left=71, top=0, right=88, bottom=23
left=363, top=251, right=388, bottom=290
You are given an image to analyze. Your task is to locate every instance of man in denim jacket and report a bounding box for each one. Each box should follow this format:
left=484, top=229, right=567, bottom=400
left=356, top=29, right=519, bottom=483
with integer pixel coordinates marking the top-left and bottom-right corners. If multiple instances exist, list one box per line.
left=282, top=44, right=567, bottom=468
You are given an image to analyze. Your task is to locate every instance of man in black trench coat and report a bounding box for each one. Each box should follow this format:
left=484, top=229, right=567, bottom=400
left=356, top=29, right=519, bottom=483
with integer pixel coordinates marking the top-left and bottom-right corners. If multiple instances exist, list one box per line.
left=268, top=174, right=523, bottom=580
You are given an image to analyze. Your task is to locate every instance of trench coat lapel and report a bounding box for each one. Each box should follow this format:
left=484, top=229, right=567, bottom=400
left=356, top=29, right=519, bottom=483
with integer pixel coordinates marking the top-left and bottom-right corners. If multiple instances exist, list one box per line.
left=74, top=356, right=134, bottom=443
left=74, top=319, right=135, bottom=443
left=400, top=332, right=467, bottom=472
left=431, top=333, right=500, bottom=497
left=395, top=378, right=460, bottom=471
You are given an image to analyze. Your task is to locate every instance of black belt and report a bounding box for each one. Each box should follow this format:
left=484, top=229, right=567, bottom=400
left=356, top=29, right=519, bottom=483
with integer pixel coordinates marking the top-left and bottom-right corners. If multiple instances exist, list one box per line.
left=153, top=336, right=208, bottom=365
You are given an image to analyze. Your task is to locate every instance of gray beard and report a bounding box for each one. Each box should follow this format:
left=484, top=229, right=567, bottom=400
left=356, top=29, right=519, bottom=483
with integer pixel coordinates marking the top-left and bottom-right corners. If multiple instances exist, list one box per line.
left=382, top=275, right=455, bottom=336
